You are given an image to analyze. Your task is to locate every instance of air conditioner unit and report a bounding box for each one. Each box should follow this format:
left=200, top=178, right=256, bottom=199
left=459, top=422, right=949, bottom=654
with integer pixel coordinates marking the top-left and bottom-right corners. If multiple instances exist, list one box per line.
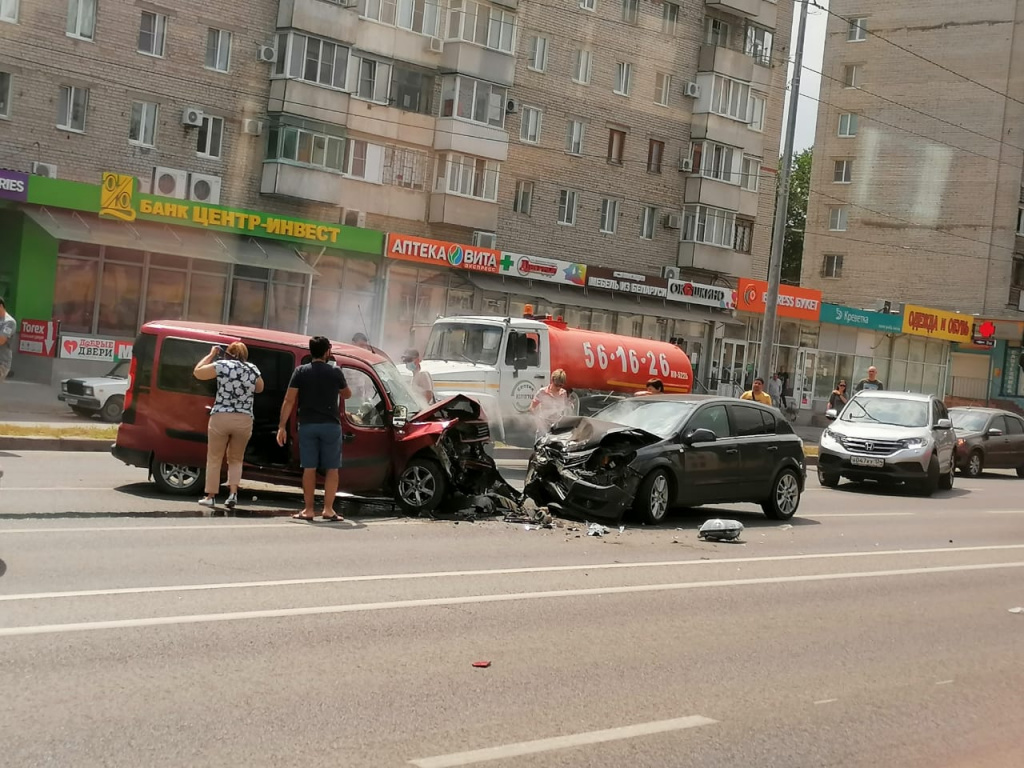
left=684, top=81, right=701, bottom=98
left=472, top=231, right=497, bottom=249
left=136, top=176, right=152, bottom=195
left=505, top=98, right=519, bottom=114
left=189, top=173, right=222, bottom=205
left=342, top=209, right=366, bottom=228
left=181, top=107, right=204, bottom=127
left=152, top=167, right=188, bottom=199
left=30, top=161, right=57, bottom=178
left=663, top=214, right=682, bottom=230
left=662, top=266, right=682, bottom=279
left=257, top=45, right=277, bottom=63
left=242, top=119, right=264, bottom=136
left=428, top=37, right=444, bottom=53
left=678, top=158, right=693, bottom=173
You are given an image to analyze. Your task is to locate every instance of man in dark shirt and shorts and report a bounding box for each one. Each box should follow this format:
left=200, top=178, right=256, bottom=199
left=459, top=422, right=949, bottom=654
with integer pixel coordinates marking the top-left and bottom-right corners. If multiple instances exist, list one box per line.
left=277, top=336, right=352, bottom=521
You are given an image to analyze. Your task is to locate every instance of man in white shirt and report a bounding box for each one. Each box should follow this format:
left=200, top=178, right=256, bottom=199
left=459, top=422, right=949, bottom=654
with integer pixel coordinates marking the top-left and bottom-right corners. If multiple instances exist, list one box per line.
left=767, top=373, right=783, bottom=407
left=402, top=349, right=435, bottom=404
left=0, top=296, right=16, bottom=382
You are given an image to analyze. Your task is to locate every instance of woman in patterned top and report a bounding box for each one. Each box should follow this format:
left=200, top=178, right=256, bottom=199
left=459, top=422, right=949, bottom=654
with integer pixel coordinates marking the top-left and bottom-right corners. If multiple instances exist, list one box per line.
left=193, top=342, right=265, bottom=510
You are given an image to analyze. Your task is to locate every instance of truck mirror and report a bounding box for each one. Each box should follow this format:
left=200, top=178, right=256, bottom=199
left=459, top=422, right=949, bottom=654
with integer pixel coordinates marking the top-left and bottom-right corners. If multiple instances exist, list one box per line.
left=514, top=355, right=528, bottom=371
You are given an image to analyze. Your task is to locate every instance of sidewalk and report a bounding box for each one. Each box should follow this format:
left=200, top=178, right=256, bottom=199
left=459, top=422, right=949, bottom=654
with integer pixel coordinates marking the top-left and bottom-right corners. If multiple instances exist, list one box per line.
left=1, top=379, right=109, bottom=428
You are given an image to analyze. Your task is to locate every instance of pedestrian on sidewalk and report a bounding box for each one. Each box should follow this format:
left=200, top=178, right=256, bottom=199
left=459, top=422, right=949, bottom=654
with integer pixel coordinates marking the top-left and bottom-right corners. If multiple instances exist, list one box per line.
left=768, top=373, right=783, bottom=407
left=0, top=296, right=16, bottom=382
left=855, top=366, right=885, bottom=392
left=531, top=369, right=569, bottom=436
left=276, top=335, right=352, bottom=522
left=194, top=343, right=264, bottom=510
left=828, top=381, right=849, bottom=412
left=741, top=377, right=773, bottom=405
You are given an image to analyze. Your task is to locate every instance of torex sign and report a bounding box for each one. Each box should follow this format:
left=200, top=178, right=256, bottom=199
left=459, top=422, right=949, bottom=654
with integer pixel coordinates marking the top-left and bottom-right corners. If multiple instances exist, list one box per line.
left=386, top=233, right=500, bottom=274
left=901, top=304, right=972, bottom=343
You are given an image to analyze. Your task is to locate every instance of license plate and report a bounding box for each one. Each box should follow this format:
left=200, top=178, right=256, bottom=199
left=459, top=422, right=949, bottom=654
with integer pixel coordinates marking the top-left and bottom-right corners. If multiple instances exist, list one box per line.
left=850, top=456, right=884, bottom=468
left=64, top=398, right=78, bottom=405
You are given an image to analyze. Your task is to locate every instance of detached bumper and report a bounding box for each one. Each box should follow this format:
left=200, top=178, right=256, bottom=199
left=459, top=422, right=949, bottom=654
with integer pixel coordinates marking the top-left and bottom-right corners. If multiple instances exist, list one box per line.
left=524, top=459, right=635, bottom=522
left=59, top=394, right=101, bottom=409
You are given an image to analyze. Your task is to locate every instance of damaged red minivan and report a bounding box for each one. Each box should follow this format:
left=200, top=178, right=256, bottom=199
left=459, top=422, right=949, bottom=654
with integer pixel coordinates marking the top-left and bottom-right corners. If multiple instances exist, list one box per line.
left=112, top=321, right=504, bottom=514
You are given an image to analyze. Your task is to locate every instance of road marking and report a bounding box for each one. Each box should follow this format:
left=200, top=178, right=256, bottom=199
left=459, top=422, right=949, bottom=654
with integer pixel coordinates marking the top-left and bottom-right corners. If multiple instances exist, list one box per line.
left=1, top=561, right=1022, bottom=637
left=407, top=715, right=718, bottom=768
left=5, top=544, right=1024, bottom=602
left=812, top=512, right=915, bottom=518
left=935, top=680, right=954, bottom=685
left=987, top=510, right=1024, bottom=514
left=814, top=699, right=838, bottom=705
left=1, top=487, right=119, bottom=492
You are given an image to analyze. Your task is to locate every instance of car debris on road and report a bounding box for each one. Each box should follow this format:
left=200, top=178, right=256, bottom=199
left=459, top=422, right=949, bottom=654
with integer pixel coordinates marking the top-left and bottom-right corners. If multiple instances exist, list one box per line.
left=697, top=519, right=744, bottom=542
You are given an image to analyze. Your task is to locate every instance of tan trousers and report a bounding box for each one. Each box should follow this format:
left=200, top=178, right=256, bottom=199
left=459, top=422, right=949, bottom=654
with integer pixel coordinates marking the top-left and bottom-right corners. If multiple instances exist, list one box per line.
left=205, top=412, right=254, bottom=494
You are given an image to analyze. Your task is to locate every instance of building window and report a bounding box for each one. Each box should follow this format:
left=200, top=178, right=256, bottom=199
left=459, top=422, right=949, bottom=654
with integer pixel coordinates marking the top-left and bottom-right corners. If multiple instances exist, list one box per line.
left=829, top=206, right=849, bottom=231
left=347, top=140, right=368, bottom=178
left=446, top=0, right=516, bottom=54
left=435, top=152, right=499, bottom=201
left=600, top=198, right=619, bottom=233
left=566, top=120, right=585, bottom=155
left=513, top=180, right=534, bottom=214
left=843, top=64, right=861, bottom=88
left=647, top=139, right=664, bottom=174
left=519, top=106, right=542, bottom=143
left=557, top=189, right=578, bottom=225
left=266, top=116, right=347, bottom=172
left=833, top=159, right=853, bottom=183
left=572, top=49, right=593, bottom=84
left=838, top=113, right=858, bottom=137
left=662, top=2, right=678, bottom=34
left=137, top=11, right=167, bottom=57
left=614, top=62, right=632, bottom=95
left=66, top=0, right=96, bottom=40
left=745, top=26, right=773, bottom=66
left=382, top=145, right=428, bottom=189
left=1016, top=206, right=1024, bottom=235
left=359, top=0, right=443, bottom=37
left=528, top=35, right=548, bottom=72
left=274, top=32, right=350, bottom=90
left=741, top=155, right=760, bottom=191
left=441, top=75, right=506, bottom=128
left=0, top=72, right=10, bottom=118
left=734, top=219, right=753, bottom=253
left=691, top=140, right=737, bottom=183
left=822, top=253, right=844, bottom=278
left=654, top=72, right=671, bottom=106
left=607, top=129, right=625, bottom=164
left=57, top=85, right=88, bottom=132
left=391, top=66, right=434, bottom=114
left=355, top=56, right=392, bottom=103
left=748, top=93, right=766, bottom=131
left=711, top=75, right=750, bottom=121
left=641, top=206, right=656, bottom=239
left=128, top=101, right=158, bottom=147
left=705, top=17, right=730, bottom=46
left=621, top=0, right=638, bottom=24
left=197, top=115, right=224, bottom=158
left=579, top=0, right=595, bottom=9
left=205, top=29, right=232, bottom=72
left=848, top=17, right=867, bottom=42
left=1, top=0, right=18, bottom=23
left=682, top=205, right=736, bottom=248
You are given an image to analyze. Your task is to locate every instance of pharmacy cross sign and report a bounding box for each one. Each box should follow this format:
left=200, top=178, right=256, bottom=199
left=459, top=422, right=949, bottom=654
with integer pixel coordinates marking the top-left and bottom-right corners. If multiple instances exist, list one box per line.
left=499, top=253, right=514, bottom=272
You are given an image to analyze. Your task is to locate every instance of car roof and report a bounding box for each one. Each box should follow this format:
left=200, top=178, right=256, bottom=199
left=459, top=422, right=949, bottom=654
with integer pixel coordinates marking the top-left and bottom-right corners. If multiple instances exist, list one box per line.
left=633, top=394, right=776, bottom=409
left=851, top=390, right=934, bottom=402
left=949, top=406, right=1020, bottom=416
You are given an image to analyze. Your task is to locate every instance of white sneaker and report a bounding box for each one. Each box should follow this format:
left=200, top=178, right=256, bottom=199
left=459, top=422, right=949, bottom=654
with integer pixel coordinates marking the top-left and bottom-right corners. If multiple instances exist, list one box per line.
left=198, top=496, right=216, bottom=508
left=225, top=493, right=237, bottom=510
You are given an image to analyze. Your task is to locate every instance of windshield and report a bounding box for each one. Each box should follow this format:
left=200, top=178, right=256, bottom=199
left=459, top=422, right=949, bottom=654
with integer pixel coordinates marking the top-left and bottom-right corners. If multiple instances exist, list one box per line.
left=424, top=323, right=504, bottom=366
left=840, top=397, right=930, bottom=428
left=106, top=361, right=129, bottom=378
left=950, top=411, right=990, bottom=432
left=594, top=399, right=697, bottom=439
left=373, top=361, right=428, bottom=416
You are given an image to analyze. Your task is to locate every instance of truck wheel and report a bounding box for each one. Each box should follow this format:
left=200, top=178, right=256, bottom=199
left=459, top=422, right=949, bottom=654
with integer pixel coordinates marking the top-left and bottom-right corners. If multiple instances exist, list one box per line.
left=634, top=469, right=672, bottom=525
left=762, top=468, right=802, bottom=520
left=101, top=395, right=124, bottom=423
left=153, top=462, right=205, bottom=496
left=396, top=457, right=447, bottom=516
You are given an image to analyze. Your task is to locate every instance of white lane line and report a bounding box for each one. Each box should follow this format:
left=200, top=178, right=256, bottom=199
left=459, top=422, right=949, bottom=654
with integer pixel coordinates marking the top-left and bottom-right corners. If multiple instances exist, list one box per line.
left=1, top=487, right=119, bottom=492
left=407, top=715, right=718, bottom=768
left=814, top=699, right=838, bottom=705
left=0, top=520, right=413, bottom=534
left=5, top=543, right=1024, bottom=602
left=1, top=561, right=1022, bottom=638
left=812, top=512, right=915, bottom=518
left=935, top=680, right=954, bottom=685
left=987, top=510, right=1024, bottom=514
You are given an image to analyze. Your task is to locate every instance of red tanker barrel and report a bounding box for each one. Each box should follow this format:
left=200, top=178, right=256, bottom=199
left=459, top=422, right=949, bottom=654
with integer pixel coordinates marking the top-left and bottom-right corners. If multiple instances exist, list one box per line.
left=542, top=319, right=693, bottom=394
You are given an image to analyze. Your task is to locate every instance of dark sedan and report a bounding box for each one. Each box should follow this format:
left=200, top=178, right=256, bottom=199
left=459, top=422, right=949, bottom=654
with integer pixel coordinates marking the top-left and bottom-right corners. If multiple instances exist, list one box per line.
left=950, top=407, right=1024, bottom=478
left=524, top=395, right=806, bottom=525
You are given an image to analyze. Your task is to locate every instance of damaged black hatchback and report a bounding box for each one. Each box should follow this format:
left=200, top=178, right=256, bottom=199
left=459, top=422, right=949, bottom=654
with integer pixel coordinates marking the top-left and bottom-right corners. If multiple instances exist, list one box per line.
left=524, top=395, right=806, bottom=525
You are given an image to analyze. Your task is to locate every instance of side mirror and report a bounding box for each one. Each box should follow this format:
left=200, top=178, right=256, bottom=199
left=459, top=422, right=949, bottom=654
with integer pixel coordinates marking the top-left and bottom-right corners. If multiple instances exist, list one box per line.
left=684, top=428, right=717, bottom=445
left=825, top=408, right=838, bottom=421
left=935, top=418, right=952, bottom=430
left=392, top=404, right=409, bottom=430
left=987, top=427, right=1003, bottom=437
left=513, top=355, right=528, bottom=371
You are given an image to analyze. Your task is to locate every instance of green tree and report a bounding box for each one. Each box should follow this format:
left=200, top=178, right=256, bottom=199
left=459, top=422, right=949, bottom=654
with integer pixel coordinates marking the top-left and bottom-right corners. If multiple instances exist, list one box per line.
left=781, top=148, right=812, bottom=285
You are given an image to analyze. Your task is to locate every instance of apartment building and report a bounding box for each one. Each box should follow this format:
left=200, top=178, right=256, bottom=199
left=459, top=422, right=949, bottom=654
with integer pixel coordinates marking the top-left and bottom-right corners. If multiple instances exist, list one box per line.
left=801, top=0, right=1024, bottom=318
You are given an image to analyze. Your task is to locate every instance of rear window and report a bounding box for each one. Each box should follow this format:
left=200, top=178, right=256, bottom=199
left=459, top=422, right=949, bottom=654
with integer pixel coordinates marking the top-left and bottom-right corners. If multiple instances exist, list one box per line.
left=1006, top=416, right=1024, bottom=436
left=131, top=332, right=157, bottom=389
left=732, top=405, right=772, bottom=436
left=157, top=338, right=216, bottom=397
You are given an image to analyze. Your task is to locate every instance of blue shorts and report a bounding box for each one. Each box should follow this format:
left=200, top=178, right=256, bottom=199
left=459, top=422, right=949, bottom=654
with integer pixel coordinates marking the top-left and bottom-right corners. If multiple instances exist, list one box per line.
left=297, top=422, right=342, bottom=470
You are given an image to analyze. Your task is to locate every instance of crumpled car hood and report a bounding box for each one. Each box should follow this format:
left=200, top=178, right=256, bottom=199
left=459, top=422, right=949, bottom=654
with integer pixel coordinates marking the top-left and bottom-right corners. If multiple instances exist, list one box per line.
left=538, top=416, right=661, bottom=450
left=412, top=394, right=484, bottom=423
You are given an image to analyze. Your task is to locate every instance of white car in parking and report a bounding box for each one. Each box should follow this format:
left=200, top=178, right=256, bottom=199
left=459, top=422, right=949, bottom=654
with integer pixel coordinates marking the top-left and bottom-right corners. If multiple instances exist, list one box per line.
left=58, top=361, right=130, bottom=422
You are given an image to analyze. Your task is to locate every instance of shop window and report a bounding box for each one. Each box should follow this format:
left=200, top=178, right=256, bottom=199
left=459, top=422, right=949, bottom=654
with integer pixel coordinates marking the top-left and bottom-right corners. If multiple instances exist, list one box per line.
left=229, top=266, right=269, bottom=327
left=157, top=338, right=216, bottom=397
left=143, top=268, right=186, bottom=323
left=447, top=287, right=474, bottom=314
left=187, top=270, right=227, bottom=324
left=53, top=251, right=99, bottom=333
left=481, top=292, right=508, bottom=315
left=268, top=273, right=304, bottom=333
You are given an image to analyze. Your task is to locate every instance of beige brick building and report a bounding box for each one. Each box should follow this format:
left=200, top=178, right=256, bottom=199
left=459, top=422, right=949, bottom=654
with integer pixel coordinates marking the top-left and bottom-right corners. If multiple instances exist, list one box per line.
left=801, top=0, right=1024, bottom=318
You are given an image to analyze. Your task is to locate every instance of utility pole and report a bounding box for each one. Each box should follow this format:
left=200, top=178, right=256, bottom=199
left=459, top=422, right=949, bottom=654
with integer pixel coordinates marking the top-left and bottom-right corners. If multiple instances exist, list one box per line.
left=756, top=0, right=810, bottom=384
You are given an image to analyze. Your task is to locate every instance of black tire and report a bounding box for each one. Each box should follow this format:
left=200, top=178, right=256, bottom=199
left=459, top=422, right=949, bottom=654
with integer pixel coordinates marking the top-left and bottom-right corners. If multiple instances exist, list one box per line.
left=938, top=457, right=955, bottom=491
left=152, top=461, right=205, bottom=496
left=634, top=469, right=672, bottom=525
left=101, top=395, right=124, bottom=423
left=396, top=457, right=447, bottom=515
left=70, top=405, right=94, bottom=418
left=965, top=450, right=983, bottom=479
left=918, top=456, right=940, bottom=497
left=816, top=465, right=840, bottom=488
left=762, top=468, right=802, bottom=520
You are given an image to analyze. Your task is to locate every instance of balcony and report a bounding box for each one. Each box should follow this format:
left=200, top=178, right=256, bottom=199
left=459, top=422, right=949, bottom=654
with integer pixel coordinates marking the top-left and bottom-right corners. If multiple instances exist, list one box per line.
left=260, top=162, right=426, bottom=219
left=690, top=112, right=763, bottom=154
left=738, top=189, right=759, bottom=218
left=269, top=79, right=352, bottom=126
left=678, top=241, right=750, bottom=278
left=706, top=0, right=777, bottom=27
left=285, top=0, right=360, bottom=40
left=684, top=175, right=742, bottom=211
left=441, top=41, right=516, bottom=87
left=428, top=193, right=498, bottom=230
left=698, top=44, right=772, bottom=88
left=433, top=118, right=509, bottom=162
left=347, top=98, right=435, bottom=147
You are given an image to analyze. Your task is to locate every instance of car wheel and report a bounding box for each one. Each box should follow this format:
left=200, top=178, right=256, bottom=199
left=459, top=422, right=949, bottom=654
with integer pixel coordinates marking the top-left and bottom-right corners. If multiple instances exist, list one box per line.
left=817, top=465, right=840, bottom=488
left=101, top=395, right=124, bottom=423
left=938, top=457, right=955, bottom=491
left=396, top=457, right=447, bottom=516
left=152, top=462, right=205, bottom=496
left=635, top=469, right=672, bottom=525
left=918, top=456, right=940, bottom=497
left=966, top=450, right=983, bottom=478
left=762, top=468, right=802, bottom=520
left=70, top=405, right=94, bottom=418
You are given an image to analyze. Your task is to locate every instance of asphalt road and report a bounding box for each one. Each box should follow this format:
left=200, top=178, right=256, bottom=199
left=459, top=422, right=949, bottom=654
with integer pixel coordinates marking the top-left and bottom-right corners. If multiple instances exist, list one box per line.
left=2, top=452, right=1024, bottom=767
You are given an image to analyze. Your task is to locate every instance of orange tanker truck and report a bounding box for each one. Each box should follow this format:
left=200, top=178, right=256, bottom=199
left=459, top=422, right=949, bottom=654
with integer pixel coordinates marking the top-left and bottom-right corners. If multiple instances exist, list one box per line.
left=418, top=308, right=693, bottom=442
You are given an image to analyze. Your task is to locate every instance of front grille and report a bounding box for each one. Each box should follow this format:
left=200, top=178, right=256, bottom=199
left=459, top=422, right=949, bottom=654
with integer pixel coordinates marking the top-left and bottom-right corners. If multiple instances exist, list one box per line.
left=842, top=437, right=902, bottom=456
left=66, top=381, right=87, bottom=396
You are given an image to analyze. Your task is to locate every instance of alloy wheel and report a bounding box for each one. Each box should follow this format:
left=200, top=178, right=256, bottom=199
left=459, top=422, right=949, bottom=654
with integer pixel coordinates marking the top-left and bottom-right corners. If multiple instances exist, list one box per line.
left=158, top=463, right=201, bottom=490
left=399, top=465, right=437, bottom=508
left=775, top=472, right=800, bottom=516
left=649, top=473, right=669, bottom=521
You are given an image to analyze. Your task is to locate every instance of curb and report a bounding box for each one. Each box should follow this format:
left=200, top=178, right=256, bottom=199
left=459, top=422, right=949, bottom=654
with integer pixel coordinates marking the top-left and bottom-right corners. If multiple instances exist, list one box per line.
left=0, top=436, right=113, bottom=452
